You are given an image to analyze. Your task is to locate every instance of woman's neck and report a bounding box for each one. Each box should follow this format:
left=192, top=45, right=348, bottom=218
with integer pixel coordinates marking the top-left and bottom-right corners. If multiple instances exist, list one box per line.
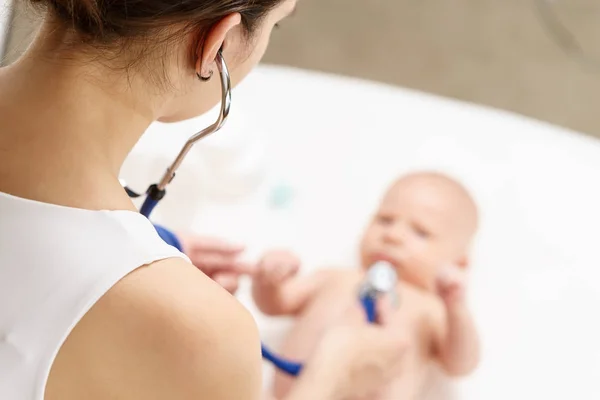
left=0, top=22, right=166, bottom=210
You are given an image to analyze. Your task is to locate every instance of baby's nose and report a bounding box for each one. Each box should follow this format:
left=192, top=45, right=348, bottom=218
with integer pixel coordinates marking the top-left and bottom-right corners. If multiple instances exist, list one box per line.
left=383, top=224, right=406, bottom=244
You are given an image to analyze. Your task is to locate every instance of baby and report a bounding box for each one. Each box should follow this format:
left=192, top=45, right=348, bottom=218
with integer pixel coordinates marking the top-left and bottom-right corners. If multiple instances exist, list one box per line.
left=252, top=171, right=481, bottom=399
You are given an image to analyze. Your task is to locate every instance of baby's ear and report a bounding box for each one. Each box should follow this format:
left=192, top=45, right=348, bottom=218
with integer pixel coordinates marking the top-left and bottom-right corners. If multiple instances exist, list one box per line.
left=455, top=254, right=469, bottom=270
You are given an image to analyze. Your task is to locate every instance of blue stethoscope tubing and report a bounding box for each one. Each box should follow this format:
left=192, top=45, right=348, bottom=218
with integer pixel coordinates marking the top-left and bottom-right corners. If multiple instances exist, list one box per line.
left=259, top=295, right=378, bottom=377
left=129, top=50, right=381, bottom=378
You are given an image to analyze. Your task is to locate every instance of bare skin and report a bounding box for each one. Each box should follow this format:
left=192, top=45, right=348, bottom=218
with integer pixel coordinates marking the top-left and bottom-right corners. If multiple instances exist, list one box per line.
left=253, top=173, right=481, bottom=399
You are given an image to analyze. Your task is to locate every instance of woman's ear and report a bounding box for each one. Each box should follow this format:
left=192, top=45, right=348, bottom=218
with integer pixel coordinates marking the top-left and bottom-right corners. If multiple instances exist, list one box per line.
left=195, top=13, right=242, bottom=77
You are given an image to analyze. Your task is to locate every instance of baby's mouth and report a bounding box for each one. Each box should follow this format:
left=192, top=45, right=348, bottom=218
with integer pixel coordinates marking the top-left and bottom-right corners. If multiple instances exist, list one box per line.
left=370, top=252, right=402, bottom=270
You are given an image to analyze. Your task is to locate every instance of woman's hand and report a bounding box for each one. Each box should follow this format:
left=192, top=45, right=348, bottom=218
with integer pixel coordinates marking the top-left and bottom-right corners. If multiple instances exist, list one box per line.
left=178, top=233, right=255, bottom=294
left=287, top=298, right=407, bottom=400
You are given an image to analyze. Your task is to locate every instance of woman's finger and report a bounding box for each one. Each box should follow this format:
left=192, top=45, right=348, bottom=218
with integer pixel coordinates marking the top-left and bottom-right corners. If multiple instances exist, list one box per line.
left=375, top=294, right=399, bottom=326
left=193, top=253, right=238, bottom=272
left=230, top=260, right=257, bottom=275
left=196, top=255, right=256, bottom=275
left=212, top=272, right=240, bottom=294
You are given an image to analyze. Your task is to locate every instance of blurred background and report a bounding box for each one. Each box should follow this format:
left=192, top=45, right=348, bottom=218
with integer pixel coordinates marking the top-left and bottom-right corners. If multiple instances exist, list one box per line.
left=5, top=0, right=599, bottom=140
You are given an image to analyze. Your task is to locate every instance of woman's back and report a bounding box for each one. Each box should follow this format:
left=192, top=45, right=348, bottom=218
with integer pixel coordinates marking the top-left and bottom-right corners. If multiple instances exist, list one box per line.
left=0, top=192, right=187, bottom=398
left=0, top=186, right=263, bottom=400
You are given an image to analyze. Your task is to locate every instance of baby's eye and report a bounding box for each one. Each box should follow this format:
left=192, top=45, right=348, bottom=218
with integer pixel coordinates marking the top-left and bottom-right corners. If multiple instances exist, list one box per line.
left=413, top=225, right=430, bottom=239
left=376, top=215, right=394, bottom=225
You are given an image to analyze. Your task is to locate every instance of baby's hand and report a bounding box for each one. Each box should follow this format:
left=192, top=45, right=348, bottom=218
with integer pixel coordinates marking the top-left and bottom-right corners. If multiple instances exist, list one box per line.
left=435, top=264, right=467, bottom=307
left=255, top=249, right=301, bottom=286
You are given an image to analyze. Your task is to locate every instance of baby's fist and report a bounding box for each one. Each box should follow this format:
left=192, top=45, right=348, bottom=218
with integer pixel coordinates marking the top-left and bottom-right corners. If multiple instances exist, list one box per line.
left=256, top=249, right=301, bottom=286
left=435, top=264, right=467, bottom=306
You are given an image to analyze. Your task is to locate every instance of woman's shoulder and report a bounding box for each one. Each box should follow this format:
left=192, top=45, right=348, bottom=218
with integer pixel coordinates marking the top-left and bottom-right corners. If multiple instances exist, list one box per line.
left=46, top=257, right=263, bottom=400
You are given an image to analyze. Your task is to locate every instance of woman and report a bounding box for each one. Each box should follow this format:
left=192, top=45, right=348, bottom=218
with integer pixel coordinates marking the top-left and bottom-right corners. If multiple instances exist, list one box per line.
left=0, top=0, right=405, bottom=398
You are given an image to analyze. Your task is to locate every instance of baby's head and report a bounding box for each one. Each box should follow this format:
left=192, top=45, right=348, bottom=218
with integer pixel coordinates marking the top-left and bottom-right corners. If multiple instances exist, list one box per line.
left=359, top=172, right=478, bottom=291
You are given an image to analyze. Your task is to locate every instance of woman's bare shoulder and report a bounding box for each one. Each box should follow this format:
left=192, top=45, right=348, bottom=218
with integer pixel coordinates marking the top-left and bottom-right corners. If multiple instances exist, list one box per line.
left=46, top=257, right=263, bottom=400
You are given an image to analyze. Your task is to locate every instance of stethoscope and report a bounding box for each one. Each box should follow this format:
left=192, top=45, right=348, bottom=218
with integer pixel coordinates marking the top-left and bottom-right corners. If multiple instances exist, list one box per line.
left=123, top=50, right=399, bottom=377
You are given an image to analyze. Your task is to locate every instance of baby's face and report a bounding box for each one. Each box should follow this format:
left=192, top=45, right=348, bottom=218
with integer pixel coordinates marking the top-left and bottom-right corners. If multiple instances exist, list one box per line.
left=359, top=175, right=477, bottom=291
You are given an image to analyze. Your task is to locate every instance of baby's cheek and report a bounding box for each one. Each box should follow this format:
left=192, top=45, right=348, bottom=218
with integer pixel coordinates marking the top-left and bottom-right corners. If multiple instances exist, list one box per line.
left=400, top=254, right=421, bottom=279
left=360, top=230, right=378, bottom=253
left=411, top=254, right=439, bottom=287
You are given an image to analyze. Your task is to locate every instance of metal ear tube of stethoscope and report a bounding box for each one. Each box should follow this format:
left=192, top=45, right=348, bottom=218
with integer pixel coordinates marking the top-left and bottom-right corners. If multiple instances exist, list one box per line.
left=156, top=51, right=232, bottom=192
left=120, top=49, right=306, bottom=377
left=137, top=48, right=232, bottom=220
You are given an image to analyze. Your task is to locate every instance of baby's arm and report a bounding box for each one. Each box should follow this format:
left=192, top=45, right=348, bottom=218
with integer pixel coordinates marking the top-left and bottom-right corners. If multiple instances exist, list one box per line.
left=252, top=250, right=331, bottom=317
left=431, top=266, right=480, bottom=377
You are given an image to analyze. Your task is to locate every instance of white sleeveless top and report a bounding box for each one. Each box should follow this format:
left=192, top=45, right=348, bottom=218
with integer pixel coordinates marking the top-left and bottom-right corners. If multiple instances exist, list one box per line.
left=0, top=191, right=189, bottom=400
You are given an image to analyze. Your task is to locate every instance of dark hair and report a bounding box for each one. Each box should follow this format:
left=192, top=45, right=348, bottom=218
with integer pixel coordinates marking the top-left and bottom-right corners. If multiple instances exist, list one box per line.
left=31, top=0, right=284, bottom=50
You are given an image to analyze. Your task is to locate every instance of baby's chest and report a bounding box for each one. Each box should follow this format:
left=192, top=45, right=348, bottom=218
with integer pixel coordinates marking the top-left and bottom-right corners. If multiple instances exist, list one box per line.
left=281, top=285, right=435, bottom=384
left=295, top=287, right=361, bottom=335
left=303, top=284, right=432, bottom=344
